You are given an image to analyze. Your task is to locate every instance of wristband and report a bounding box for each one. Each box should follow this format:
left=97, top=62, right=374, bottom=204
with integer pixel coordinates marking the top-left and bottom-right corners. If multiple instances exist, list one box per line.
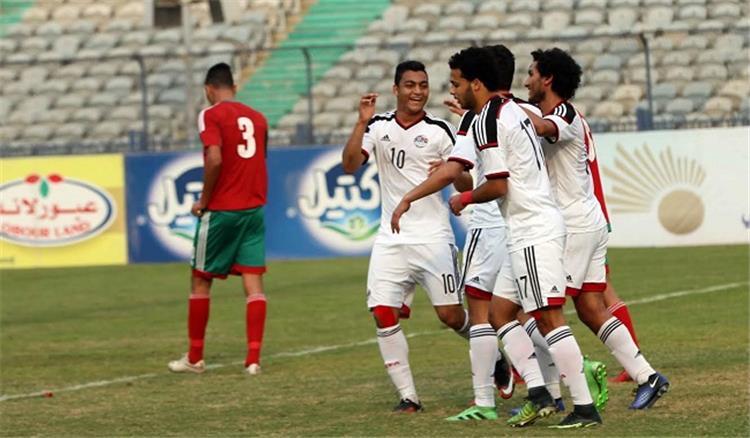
left=459, top=191, right=474, bottom=206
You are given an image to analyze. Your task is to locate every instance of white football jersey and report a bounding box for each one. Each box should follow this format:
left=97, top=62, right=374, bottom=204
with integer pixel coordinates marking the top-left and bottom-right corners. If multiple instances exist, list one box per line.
left=448, top=111, right=505, bottom=230
left=362, top=111, right=456, bottom=245
left=542, top=101, right=607, bottom=233
left=450, top=96, right=566, bottom=252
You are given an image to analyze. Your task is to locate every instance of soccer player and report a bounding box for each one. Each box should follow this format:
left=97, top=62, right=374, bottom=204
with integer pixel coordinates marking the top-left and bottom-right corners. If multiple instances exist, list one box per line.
left=342, top=60, right=470, bottom=413
left=168, top=63, right=269, bottom=376
left=392, top=46, right=600, bottom=428
left=522, top=47, right=670, bottom=409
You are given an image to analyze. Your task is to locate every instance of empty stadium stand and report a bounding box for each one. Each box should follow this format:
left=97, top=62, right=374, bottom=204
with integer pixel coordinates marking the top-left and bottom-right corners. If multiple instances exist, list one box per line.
left=0, top=0, right=748, bottom=154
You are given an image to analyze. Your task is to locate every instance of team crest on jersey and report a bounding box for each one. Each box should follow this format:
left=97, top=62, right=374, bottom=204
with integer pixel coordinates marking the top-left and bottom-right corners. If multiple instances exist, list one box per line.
left=296, top=149, right=381, bottom=253
left=413, top=135, right=429, bottom=148
left=142, top=154, right=204, bottom=258
left=414, top=135, right=430, bottom=149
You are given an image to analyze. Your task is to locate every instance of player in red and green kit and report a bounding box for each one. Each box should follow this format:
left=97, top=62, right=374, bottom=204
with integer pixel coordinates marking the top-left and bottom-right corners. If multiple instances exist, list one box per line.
left=168, top=62, right=269, bottom=376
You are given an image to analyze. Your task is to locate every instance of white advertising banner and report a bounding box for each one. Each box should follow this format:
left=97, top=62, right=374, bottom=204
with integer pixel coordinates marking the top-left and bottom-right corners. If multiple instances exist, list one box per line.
left=594, top=126, right=750, bottom=247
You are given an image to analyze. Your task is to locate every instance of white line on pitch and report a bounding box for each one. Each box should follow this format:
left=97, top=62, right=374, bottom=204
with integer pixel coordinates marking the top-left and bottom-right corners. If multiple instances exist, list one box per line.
left=1, top=280, right=747, bottom=402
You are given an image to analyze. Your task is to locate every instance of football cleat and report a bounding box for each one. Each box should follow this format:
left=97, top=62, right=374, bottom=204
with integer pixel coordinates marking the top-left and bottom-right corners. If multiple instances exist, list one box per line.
left=494, top=349, right=515, bottom=399
left=393, top=398, right=423, bottom=413
left=549, top=404, right=602, bottom=429
left=245, top=363, right=261, bottom=375
left=507, top=388, right=556, bottom=427
left=630, top=372, right=670, bottom=409
left=168, top=354, right=205, bottom=374
left=509, top=397, right=564, bottom=416
left=583, top=357, right=609, bottom=411
left=446, top=405, right=498, bottom=421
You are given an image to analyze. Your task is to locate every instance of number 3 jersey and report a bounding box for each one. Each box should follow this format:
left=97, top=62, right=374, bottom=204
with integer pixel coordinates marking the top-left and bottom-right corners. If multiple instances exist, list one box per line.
left=362, top=111, right=457, bottom=245
left=449, top=96, right=565, bottom=252
left=198, top=101, right=268, bottom=211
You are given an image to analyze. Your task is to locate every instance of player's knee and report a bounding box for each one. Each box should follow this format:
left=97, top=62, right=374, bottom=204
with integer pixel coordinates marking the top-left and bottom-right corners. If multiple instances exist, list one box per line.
left=574, top=295, right=607, bottom=330
left=436, top=306, right=465, bottom=330
left=372, top=305, right=399, bottom=328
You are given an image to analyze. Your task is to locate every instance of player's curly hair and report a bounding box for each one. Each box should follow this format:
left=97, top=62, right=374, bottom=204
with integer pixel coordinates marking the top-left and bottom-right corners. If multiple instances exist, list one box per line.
left=448, top=46, right=503, bottom=91
left=531, top=48, right=582, bottom=100
left=484, top=44, right=515, bottom=91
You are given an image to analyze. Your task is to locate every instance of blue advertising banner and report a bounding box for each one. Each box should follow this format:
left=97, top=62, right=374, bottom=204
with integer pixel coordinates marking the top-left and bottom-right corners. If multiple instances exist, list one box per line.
left=125, top=147, right=469, bottom=263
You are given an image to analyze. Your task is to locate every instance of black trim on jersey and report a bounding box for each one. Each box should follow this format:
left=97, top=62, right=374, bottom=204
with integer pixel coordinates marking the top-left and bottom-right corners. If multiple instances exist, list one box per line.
left=473, top=96, right=506, bottom=149
left=551, top=102, right=577, bottom=125
left=447, top=156, right=474, bottom=170
left=457, top=110, right=476, bottom=136
left=365, top=112, right=395, bottom=133
left=424, top=114, right=456, bottom=144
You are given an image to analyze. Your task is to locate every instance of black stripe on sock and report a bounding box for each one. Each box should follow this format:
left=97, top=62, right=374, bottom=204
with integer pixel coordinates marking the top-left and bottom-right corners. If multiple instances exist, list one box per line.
left=546, top=328, right=573, bottom=346
left=524, top=319, right=538, bottom=337
left=377, top=326, right=402, bottom=338
left=497, top=321, right=521, bottom=340
left=598, top=319, right=624, bottom=344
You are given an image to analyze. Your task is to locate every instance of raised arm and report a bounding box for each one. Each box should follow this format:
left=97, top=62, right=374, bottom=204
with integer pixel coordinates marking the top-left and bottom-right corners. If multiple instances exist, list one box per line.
left=342, top=93, right=378, bottom=174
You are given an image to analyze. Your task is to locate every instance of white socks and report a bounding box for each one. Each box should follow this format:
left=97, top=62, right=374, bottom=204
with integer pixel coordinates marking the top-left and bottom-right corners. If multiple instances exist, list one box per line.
left=524, top=318, right=562, bottom=399
left=376, top=324, right=418, bottom=403
left=497, top=321, right=545, bottom=389
left=545, top=325, right=593, bottom=406
left=598, top=316, right=655, bottom=385
left=469, top=324, right=498, bottom=407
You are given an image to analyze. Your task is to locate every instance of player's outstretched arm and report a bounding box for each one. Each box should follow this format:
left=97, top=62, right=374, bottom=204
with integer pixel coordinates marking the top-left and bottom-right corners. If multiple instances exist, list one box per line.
left=390, top=160, right=464, bottom=233
left=448, top=178, right=507, bottom=216
left=428, top=159, right=473, bottom=192
left=522, top=107, right=556, bottom=137
left=342, top=93, right=378, bottom=174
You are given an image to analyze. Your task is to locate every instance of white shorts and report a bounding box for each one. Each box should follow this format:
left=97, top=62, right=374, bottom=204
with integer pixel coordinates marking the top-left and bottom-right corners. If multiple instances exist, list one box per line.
left=367, top=242, right=462, bottom=309
left=461, top=227, right=508, bottom=301
left=494, top=237, right=567, bottom=313
left=564, top=227, right=608, bottom=296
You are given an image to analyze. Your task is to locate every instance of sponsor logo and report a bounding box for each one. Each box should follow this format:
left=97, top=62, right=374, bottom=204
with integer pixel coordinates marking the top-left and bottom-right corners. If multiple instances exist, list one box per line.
left=603, top=144, right=705, bottom=235
left=380, top=134, right=391, bottom=142
left=0, top=173, right=115, bottom=247
left=296, top=149, right=381, bottom=253
left=140, top=154, right=204, bottom=258
left=413, top=135, right=429, bottom=148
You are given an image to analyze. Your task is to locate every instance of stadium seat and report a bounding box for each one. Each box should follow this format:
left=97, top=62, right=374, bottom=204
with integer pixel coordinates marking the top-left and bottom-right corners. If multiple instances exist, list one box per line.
left=717, top=79, right=750, bottom=102
left=23, top=124, right=55, bottom=142
left=593, top=54, right=622, bottom=71
left=55, top=93, right=89, bottom=109
left=476, top=0, right=506, bottom=15
left=110, top=106, right=142, bottom=122
left=642, top=6, right=674, bottom=29
left=56, top=123, right=88, bottom=141
left=575, top=9, right=605, bottom=26
left=52, top=4, right=82, bottom=21
left=697, top=64, right=728, bottom=81
left=592, top=101, right=625, bottom=118
left=664, top=66, right=694, bottom=82
left=703, top=96, right=734, bottom=117
left=541, top=12, right=571, bottom=32
left=608, top=8, right=640, bottom=30
left=664, top=98, right=694, bottom=115
left=709, top=2, right=741, bottom=20
left=444, top=1, right=475, bottom=16
left=577, top=85, right=606, bottom=101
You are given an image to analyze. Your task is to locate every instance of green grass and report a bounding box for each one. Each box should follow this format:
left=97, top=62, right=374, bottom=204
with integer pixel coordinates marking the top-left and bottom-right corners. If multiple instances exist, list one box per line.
left=1, top=245, right=748, bottom=436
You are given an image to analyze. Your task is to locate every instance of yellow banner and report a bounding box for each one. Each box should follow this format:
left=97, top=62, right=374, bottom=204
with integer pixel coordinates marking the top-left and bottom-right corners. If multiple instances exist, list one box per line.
left=0, top=154, right=127, bottom=268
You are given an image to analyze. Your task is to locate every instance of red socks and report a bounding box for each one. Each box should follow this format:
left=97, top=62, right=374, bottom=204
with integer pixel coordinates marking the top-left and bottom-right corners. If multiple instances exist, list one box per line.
left=187, top=295, right=210, bottom=364
left=608, top=301, right=639, bottom=347
left=245, top=294, right=267, bottom=367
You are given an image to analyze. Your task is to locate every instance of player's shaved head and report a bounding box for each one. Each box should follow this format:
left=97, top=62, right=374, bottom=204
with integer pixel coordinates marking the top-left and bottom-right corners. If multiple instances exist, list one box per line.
left=530, top=48, right=582, bottom=100
left=205, top=62, right=235, bottom=88
left=448, top=47, right=502, bottom=91
left=394, top=60, right=427, bottom=85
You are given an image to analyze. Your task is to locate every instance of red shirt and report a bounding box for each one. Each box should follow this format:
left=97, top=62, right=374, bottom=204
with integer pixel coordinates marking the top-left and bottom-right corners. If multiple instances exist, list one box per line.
left=198, top=101, right=268, bottom=211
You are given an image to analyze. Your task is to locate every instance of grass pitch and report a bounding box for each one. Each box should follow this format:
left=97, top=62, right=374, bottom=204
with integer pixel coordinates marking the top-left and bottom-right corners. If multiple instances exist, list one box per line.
left=1, top=245, right=748, bottom=436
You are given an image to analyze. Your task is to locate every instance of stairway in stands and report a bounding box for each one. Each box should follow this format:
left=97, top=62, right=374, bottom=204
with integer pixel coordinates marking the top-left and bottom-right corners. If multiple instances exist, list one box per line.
left=236, top=0, right=390, bottom=127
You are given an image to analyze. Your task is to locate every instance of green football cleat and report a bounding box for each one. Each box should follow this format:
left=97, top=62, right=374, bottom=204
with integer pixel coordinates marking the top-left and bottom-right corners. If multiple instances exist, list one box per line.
left=507, top=399, right=556, bottom=427
left=445, top=405, right=498, bottom=421
left=583, top=357, right=609, bottom=412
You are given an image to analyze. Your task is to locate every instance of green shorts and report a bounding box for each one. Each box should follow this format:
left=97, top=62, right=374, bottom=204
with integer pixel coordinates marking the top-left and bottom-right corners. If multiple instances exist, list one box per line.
left=191, top=207, right=265, bottom=279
